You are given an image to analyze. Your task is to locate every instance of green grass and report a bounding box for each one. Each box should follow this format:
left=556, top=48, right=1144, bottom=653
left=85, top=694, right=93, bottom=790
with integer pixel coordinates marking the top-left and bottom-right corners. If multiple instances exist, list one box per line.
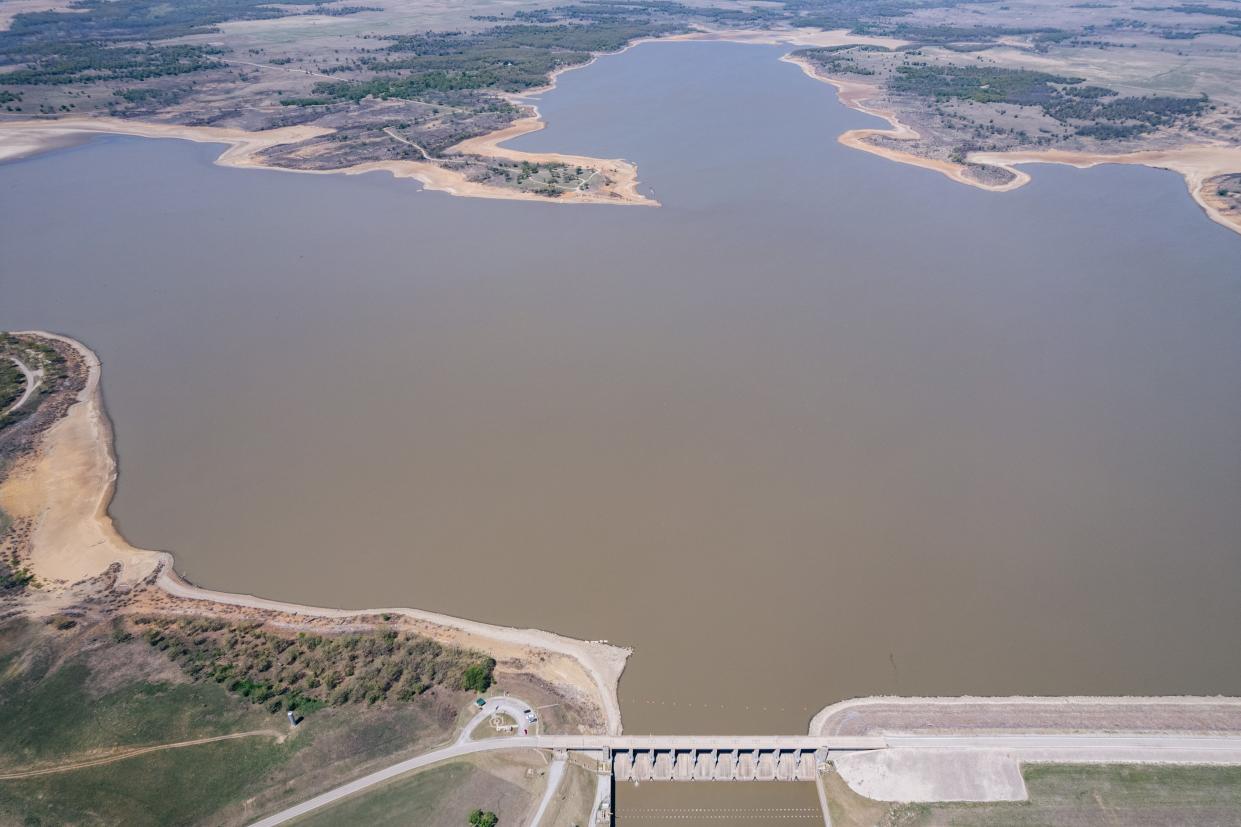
left=289, top=756, right=538, bottom=827
left=0, top=654, right=270, bottom=768
left=290, top=762, right=473, bottom=827
left=0, top=623, right=301, bottom=826
left=0, top=358, right=22, bottom=413
left=0, top=617, right=464, bottom=825
left=889, top=764, right=1241, bottom=826
left=0, top=738, right=294, bottom=827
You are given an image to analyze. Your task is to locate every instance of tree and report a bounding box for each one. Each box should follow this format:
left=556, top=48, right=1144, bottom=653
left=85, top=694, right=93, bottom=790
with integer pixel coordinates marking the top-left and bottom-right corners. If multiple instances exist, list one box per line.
left=460, top=658, right=496, bottom=692
left=468, top=809, right=498, bottom=827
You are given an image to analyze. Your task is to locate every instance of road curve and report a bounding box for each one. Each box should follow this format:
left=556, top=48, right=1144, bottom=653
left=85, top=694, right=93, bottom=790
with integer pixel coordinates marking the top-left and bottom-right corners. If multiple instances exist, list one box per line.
left=456, top=695, right=537, bottom=745
left=4, top=355, right=40, bottom=415
left=247, top=736, right=549, bottom=827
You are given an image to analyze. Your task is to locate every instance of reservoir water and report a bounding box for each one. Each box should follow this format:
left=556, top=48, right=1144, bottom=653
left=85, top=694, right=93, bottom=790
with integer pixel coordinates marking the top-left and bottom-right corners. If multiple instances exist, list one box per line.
left=3, top=40, right=1240, bottom=753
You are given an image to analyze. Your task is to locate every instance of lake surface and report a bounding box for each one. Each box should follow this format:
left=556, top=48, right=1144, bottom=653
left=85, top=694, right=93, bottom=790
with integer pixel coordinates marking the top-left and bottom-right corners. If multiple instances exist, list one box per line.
left=4, top=41, right=1241, bottom=748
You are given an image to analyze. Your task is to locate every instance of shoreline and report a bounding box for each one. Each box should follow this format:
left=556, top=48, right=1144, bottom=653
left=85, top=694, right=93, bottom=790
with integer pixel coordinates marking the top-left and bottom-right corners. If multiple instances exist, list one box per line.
left=0, top=30, right=1238, bottom=230
left=0, top=116, right=655, bottom=208
left=781, top=53, right=1241, bottom=237
left=780, top=53, right=1024, bottom=192
left=0, top=331, right=631, bottom=735
left=4, top=331, right=1241, bottom=747
left=970, top=146, right=1241, bottom=236
left=0, top=27, right=908, bottom=210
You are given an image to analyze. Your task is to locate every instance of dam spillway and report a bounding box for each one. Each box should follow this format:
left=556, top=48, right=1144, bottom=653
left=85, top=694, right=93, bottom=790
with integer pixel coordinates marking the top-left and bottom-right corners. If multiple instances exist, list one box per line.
left=610, top=747, right=821, bottom=782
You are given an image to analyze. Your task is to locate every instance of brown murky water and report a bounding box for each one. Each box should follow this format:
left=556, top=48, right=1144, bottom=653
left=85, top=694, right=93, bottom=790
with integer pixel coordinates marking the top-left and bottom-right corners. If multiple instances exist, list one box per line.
left=3, top=41, right=1240, bottom=765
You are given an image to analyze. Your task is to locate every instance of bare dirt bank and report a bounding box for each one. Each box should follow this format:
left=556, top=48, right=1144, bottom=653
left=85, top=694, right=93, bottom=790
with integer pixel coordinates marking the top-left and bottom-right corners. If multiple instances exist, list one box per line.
left=811, top=696, right=1241, bottom=737
left=780, top=54, right=1012, bottom=191
left=0, top=28, right=908, bottom=212
left=447, top=115, right=650, bottom=206
left=782, top=54, right=1241, bottom=237
left=0, top=117, right=653, bottom=207
left=971, top=146, right=1241, bottom=236
left=0, top=331, right=630, bottom=734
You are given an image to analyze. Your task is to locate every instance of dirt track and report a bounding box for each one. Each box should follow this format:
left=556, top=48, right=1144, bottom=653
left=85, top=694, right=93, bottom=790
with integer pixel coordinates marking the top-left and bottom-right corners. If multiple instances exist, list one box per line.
left=0, top=730, right=285, bottom=780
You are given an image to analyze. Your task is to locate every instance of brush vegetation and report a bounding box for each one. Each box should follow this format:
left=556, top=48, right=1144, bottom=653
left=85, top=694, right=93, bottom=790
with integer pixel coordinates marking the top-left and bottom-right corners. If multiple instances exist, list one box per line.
left=133, top=615, right=495, bottom=714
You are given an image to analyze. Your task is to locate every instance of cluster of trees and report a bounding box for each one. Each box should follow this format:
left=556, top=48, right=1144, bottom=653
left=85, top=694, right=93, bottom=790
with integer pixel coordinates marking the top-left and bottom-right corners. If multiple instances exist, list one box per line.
left=0, top=0, right=373, bottom=89
left=1157, top=3, right=1241, bottom=19
left=280, top=96, right=335, bottom=107
left=886, top=24, right=1069, bottom=45
left=0, top=43, right=224, bottom=85
left=135, top=616, right=496, bottom=715
left=0, top=336, right=67, bottom=431
left=311, top=21, right=674, bottom=104
left=0, top=359, right=22, bottom=416
left=890, top=64, right=1087, bottom=106
left=115, top=86, right=189, bottom=105
left=468, top=810, right=499, bottom=827
left=889, top=62, right=1209, bottom=140
left=507, top=0, right=770, bottom=26
left=798, top=46, right=883, bottom=75
left=5, top=0, right=348, bottom=45
left=0, top=560, right=35, bottom=592
left=786, top=0, right=914, bottom=33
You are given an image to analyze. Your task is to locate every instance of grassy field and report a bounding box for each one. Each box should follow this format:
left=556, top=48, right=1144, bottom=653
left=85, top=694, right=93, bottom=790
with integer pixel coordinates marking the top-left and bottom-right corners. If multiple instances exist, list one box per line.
left=288, top=753, right=544, bottom=827
left=0, top=624, right=274, bottom=769
left=537, top=761, right=598, bottom=827
left=825, top=762, right=1241, bottom=827
left=0, top=617, right=463, bottom=826
left=0, top=738, right=293, bottom=827
left=472, top=713, right=518, bottom=740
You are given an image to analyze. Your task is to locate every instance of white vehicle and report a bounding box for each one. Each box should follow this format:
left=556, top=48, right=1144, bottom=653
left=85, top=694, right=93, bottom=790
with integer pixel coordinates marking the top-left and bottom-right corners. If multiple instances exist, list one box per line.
left=524, top=710, right=538, bottom=723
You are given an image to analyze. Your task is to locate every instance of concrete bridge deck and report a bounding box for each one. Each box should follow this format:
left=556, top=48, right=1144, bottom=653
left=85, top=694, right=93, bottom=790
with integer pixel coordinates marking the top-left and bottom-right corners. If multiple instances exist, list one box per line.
left=538, top=735, right=885, bottom=751
left=533, top=735, right=884, bottom=783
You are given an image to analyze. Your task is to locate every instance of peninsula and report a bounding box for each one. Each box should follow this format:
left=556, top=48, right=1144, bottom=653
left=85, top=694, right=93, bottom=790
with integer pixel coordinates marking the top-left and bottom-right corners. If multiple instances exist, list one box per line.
left=2, top=0, right=1239, bottom=230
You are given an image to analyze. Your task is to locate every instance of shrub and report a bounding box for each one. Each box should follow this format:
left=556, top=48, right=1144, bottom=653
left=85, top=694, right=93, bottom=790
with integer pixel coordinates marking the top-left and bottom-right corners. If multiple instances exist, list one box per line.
left=461, top=658, right=496, bottom=692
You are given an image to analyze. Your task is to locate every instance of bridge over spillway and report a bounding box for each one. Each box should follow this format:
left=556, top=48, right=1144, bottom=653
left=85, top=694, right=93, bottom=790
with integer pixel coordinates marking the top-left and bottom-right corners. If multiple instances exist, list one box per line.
left=537, top=735, right=885, bottom=782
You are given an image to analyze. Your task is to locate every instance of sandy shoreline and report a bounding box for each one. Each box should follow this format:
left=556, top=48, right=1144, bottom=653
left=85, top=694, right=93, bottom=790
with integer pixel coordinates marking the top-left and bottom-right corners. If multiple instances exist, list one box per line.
left=970, top=145, right=1241, bottom=236
left=2, top=29, right=1239, bottom=230
left=0, top=27, right=906, bottom=210
left=0, top=116, right=654, bottom=207
left=0, top=331, right=630, bottom=735
left=781, top=53, right=1241, bottom=236
left=780, top=53, right=1018, bottom=191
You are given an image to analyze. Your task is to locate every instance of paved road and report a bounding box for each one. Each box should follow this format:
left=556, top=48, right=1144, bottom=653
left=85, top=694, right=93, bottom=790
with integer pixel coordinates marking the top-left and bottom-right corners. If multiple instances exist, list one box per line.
left=248, top=736, right=550, bottom=827
left=456, top=695, right=537, bottom=745
left=814, top=772, right=833, bottom=827
left=887, top=733, right=1241, bottom=763
left=247, top=732, right=1241, bottom=826
left=527, top=755, right=566, bottom=827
